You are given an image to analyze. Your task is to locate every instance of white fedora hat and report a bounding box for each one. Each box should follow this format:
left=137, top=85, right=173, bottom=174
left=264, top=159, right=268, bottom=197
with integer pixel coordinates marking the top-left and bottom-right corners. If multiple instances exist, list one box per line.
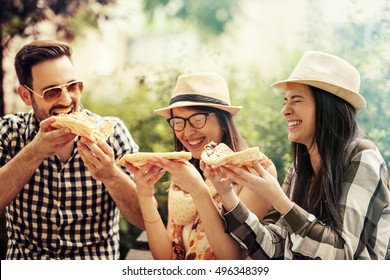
left=272, top=51, right=366, bottom=111
left=155, top=72, right=242, bottom=118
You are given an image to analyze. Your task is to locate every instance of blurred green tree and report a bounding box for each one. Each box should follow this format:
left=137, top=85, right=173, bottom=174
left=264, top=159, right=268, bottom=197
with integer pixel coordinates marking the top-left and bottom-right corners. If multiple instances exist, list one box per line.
left=142, top=0, right=239, bottom=36
left=0, top=0, right=117, bottom=116
left=0, top=0, right=118, bottom=260
left=306, top=0, right=390, bottom=169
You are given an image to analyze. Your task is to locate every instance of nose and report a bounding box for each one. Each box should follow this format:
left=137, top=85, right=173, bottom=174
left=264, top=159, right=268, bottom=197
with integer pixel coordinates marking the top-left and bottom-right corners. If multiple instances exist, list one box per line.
left=57, top=88, right=73, bottom=104
left=281, top=103, right=292, bottom=117
left=182, top=119, right=196, bottom=136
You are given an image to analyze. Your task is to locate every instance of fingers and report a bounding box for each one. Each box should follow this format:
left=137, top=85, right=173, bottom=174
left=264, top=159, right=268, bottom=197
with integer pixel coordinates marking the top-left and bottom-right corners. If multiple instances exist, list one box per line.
left=77, top=142, right=98, bottom=168
left=39, top=117, right=57, bottom=132
left=203, top=164, right=211, bottom=178
left=199, top=160, right=206, bottom=171
left=124, top=162, right=138, bottom=174
left=153, top=156, right=188, bottom=173
left=149, top=168, right=166, bottom=185
left=42, top=126, right=75, bottom=147
left=77, top=137, right=112, bottom=162
left=252, top=160, right=267, bottom=176
left=40, top=117, right=76, bottom=144
left=133, top=163, right=166, bottom=187
left=96, top=138, right=114, bottom=157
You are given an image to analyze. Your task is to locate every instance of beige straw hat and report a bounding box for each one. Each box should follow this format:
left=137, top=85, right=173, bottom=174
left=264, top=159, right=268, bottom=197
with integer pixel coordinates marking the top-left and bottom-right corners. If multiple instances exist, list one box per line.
left=272, top=51, right=366, bottom=111
left=154, top=72, right=242, bottom=117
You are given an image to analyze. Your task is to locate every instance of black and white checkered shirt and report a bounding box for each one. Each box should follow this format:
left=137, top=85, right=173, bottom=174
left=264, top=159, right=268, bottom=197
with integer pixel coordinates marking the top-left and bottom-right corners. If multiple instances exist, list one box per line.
left=223, top=139, right=390, bottom=259
left=0, top=108, right=138, bottom=259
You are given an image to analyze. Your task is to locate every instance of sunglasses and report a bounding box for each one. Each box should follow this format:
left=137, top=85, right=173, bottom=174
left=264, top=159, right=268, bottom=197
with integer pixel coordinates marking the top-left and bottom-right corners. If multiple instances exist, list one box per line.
left=24, top=80, right=84, bottom=103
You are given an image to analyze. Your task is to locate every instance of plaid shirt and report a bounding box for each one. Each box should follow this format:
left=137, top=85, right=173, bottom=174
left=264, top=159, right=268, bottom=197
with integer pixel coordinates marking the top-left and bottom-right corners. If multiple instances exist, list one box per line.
left=0, top=108, right=138, bottom=259
left=223, top=139, right=390, bottom=259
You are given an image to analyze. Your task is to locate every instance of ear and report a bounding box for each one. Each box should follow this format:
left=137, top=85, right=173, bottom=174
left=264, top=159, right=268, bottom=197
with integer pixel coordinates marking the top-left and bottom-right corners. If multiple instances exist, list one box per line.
left=17, top=85, right=32, bottom=106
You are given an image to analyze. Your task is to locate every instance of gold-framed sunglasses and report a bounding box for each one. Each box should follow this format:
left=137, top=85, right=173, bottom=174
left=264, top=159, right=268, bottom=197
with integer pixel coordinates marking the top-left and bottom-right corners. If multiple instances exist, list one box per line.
left=24, top=80, right=84, bottom=103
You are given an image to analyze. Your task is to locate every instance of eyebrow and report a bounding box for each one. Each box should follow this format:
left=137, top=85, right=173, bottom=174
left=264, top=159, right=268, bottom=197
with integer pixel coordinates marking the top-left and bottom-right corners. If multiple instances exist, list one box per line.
left=284, top=95, right=305, bottom=101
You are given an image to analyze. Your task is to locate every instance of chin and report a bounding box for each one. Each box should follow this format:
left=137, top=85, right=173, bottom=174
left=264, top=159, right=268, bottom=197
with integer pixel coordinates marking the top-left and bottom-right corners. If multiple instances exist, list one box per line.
left=191, top=151, right=201, bottom=160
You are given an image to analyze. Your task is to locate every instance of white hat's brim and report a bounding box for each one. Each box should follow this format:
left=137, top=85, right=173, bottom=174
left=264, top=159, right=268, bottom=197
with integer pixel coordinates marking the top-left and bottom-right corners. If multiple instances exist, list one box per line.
left=154, top=101, right=242, bottom=118
left=272, top=79, right=366, bottom=111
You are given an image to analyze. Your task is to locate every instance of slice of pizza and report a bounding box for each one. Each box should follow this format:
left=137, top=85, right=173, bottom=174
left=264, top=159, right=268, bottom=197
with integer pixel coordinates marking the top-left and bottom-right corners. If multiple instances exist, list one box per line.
left=119, top=151, right=192, bottom=167
left=201, top=141, right=272, bottom=168
left=51, top=112, right=117, bottom=143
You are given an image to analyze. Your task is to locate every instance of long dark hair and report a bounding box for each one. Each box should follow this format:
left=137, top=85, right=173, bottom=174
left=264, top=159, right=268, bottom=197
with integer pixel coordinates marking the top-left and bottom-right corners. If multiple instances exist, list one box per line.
left=171, top=106, right=247, bottom=175
left=291, top=86, right=361, bottom=231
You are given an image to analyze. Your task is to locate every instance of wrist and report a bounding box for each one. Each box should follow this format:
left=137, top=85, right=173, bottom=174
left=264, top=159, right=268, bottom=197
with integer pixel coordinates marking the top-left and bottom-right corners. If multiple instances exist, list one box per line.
left=101, top=165, right=125, bottom=186
left=220, top=188, right=239, bottom=212
left=273, top=194, right=294, bottom=215
left=188, top=181, right=210, bottom=199
left=23, top=142, right=47, bottom=165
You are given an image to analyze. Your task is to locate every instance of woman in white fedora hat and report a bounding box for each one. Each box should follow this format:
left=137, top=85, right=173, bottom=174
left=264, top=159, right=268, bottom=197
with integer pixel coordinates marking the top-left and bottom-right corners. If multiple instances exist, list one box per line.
left=208, top=51, right=390, bottom=259
left=124, top=72, right=277, bottom=259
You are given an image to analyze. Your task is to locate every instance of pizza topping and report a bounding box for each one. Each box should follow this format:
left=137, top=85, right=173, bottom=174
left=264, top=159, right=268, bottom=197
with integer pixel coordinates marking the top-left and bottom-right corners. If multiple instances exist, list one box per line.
left=203, top=141, right=233, bottom=159
left=201, top=141, right=273, bottom=168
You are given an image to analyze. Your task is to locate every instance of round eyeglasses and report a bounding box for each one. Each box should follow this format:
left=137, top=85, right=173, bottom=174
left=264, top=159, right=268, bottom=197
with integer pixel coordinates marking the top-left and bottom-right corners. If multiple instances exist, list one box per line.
left=24, top=80, right=84, bottom=103
left=167, top=112, right=215, bottom=132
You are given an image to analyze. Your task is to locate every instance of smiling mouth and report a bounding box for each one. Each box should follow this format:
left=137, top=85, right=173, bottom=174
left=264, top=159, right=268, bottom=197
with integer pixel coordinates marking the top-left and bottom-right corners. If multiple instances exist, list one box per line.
left=288, top=120, right=302, bottom=128
left=186, top=138, right=205, bottom=147
left=51, top=106, right=74, bottom=116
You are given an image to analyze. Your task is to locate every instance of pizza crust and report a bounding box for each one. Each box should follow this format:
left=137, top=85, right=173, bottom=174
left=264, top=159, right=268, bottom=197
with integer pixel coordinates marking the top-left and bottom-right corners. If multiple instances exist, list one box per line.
left=119, top=151, right=192, bottom=167
left=201, top=141, right=272, bottom=168
left=51, top=112, right=116, bottom=143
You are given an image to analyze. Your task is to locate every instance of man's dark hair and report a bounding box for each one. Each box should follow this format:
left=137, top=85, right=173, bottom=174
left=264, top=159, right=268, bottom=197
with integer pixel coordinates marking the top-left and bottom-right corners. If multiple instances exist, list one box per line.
left=14, top=40, right=72, bottom=87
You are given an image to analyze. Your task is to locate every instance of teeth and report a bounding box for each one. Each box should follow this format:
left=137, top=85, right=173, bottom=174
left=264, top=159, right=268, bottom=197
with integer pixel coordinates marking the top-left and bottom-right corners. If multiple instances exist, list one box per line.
left=288, top=121, right=302, bottom=128
left=52, top=108, right=72, bottom=115
left=188, top=139, right=203, bottom=146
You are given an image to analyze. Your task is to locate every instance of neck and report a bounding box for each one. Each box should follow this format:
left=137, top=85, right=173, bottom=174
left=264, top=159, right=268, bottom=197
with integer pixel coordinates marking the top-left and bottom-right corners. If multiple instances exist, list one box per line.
left=56, top=141, right=75, bottom=163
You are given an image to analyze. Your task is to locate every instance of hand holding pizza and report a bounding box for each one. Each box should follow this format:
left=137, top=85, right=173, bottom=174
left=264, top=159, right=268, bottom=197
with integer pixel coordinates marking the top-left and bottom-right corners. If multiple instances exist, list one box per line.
left=152, top=156, right=206, bottom=196
left=29, top=117, right=76, bottom=159
left=120, top=151, right=192, bottom=198
left=123, top=161, right=166, bottom=199
left=201, top=141, right=273, bottom=168
left=221, top=161, right=292, bottom=213
left=77, top=137, right=119, bottom=182
left=51, top=111, right=117, bottom=143
left=201, top=141, right=278, bottom=205
left=201, top=161, right=235, bottom=197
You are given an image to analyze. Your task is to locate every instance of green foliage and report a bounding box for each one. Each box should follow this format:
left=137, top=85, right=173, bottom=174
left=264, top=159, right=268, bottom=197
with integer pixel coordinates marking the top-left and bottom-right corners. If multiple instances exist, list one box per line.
left=1, top=0, right=117, bottom=43
left=142, top=0, right=239, bottom=35
left=0, top=0, right=119, bottom=259
left=305, top=5, right=390, bottom=170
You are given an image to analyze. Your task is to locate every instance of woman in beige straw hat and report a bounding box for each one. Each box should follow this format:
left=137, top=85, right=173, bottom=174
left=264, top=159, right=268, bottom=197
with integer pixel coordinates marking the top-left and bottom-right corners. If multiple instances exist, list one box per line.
left=124, top=72, right=276, bottom=259
left=208, top=51, right=390, bottom=259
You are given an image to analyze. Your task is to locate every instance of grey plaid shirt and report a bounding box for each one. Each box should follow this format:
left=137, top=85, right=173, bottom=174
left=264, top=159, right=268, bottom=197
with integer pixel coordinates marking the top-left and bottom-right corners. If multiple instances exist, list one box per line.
left=223, top=139, right=390, bottom=259
left=0, top=108, right=138, bottom=259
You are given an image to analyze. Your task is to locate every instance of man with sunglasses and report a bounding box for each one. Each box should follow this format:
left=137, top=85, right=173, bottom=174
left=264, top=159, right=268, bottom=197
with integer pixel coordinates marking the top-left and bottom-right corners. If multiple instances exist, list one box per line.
left=0, top=40, right=143, bottom=259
